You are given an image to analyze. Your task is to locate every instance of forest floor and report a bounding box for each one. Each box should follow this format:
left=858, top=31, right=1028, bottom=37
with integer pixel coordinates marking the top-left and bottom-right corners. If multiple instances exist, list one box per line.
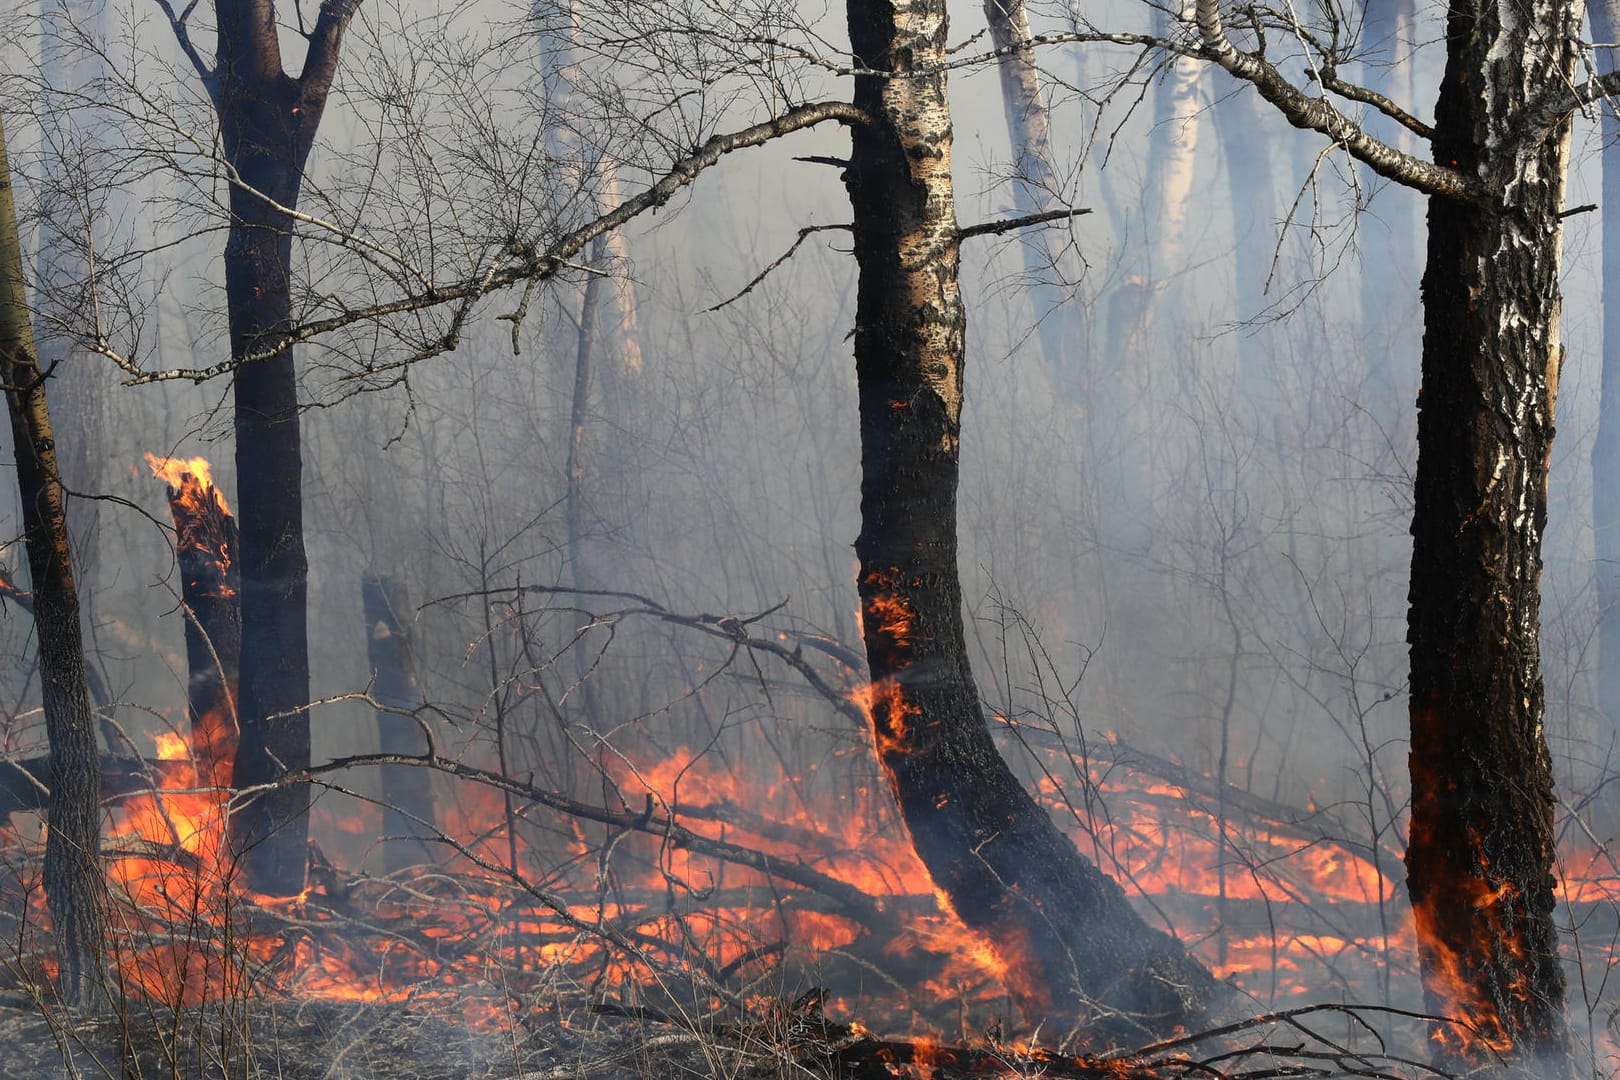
left=0, top=994, right=787, bottom=1080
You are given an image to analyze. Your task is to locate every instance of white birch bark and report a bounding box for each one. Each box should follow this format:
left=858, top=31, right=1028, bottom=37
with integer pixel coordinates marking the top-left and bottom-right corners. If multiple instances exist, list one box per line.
left=983, top=0, right=1085, bottom=397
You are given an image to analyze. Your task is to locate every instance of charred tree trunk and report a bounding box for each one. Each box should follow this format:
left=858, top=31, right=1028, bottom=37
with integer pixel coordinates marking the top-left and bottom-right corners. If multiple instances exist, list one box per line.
left=0, top=112, right=106, bottom=1010
left=361, top=574, right=434, bottom=870
left=211, top=0, right=359, bottom=896
left=1404, top=0, right=1575, bottom=1060
left=843, top=0, right=1221, bottom=1044
left=1589, top=0, right=1620, bottom=781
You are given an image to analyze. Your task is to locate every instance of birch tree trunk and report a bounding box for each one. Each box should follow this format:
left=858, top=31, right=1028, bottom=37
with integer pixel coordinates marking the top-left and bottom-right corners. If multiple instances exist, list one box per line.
left=1356, top=0, right=1420, bottom=404
left=1403, top=0, right=1576, bottom=1059
left=1185, top=0, right=1578, bottom=1056
left=0, top=111, right=106, bottom=1010
left=843, top=0, right=1223, bottom=1043
left=361, top=574, right=433, bottom=870
left=983, top=0, right=1085, bottom=398
left=1144, top=1, right=1204, bottom=282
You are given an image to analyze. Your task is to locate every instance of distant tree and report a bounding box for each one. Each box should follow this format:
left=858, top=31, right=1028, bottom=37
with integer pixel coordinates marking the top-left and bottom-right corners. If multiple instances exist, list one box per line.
left=1588, top=0, right=1620, bottom=773
left=0, top=108, right=105, bottom=1010
left=983, top=0, right=1085, bottom=397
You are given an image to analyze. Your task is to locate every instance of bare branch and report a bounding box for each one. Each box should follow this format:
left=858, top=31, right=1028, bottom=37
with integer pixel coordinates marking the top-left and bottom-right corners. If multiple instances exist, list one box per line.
left=957, top=206, right=1092, bottom=240
left=150, top=0, right=218, bottom=100
left=1514, top=70, right=1620, bottom=153
left=99, top=100, right=871, bottom=383
left=1309, top=66, right=1435, bottom=140
left=1190, top=0, right=1477, bottom=198
left=297, top=0, right=364, bottom=118
left=703, top=223, right=853, bottom=312
left=237, top=748, right=896, bottom=932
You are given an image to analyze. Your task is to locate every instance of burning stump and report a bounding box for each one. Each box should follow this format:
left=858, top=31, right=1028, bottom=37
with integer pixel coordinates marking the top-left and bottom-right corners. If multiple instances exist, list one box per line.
left=147, top=454, right=240, bottom=792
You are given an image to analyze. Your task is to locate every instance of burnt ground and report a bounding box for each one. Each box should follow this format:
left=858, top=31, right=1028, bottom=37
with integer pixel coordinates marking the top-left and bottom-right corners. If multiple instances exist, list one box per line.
left=0, top=994, right=816, bottom=1080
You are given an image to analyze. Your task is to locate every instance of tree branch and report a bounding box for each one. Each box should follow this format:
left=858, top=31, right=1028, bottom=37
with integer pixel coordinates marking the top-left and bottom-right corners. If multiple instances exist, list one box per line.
left=150, top=0, right=218, bottom=102
left=703, top=223, right=853, bottom=312
left=1190, top=0, right=1478, bottom=198
left=239, top=749, right=896, bottom=933
left=1513, top=70, right=1620, bottom=155
left=298, top=0, right=363, bottom=115
left=1309, top=67, right=1435, bottom=140
left=98, top=99, right=871, bottom=383
left=957, top=206, right=1091, bottom=240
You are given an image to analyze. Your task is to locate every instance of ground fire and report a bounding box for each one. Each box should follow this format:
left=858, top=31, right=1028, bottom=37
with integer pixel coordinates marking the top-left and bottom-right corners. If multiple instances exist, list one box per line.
left=0, top=473, right=1614, bottom=1073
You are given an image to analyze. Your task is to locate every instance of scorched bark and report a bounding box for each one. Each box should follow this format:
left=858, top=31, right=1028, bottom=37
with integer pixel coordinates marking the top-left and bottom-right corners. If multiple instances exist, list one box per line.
left=843, top=0, right=1222, bottom=1043
left=1404, top=0, right=1575, bottom=1055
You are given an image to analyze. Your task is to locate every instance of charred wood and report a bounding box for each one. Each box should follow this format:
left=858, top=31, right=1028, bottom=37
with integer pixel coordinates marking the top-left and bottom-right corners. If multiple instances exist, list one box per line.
left=159, top=475, right=240, bottom=791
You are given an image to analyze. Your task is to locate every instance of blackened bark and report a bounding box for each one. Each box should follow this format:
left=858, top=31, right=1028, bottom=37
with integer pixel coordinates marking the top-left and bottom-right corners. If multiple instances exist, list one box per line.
left=212, top=0, right=358, bottom=895
left=0, top=113, right=106, bottom=1010
left=163, top=475, right=240, bottom=791
left=843, top=0, right=1221, bottom=1044
left=1404, top=0, right=1576, bottom=1060
left=361, top=575, right=434, bottom=870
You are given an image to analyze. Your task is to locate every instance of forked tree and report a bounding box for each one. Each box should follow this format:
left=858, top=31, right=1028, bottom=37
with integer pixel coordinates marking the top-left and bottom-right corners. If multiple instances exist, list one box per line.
left=153, top=0, right=364, bottom=894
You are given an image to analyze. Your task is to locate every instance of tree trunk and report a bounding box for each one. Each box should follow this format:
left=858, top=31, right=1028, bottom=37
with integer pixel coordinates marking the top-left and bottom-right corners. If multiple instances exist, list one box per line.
left=213, top=0, right=358, bottom=896
left=1144, top=0, right=1204, bottom=282
left=842, top=0, right=1222, bottom=1044
left=36, top=0, right=107, bottom=595
left=1212, top=81, right=1275, bottom=337
left=361, top=574, right=434, bottom=870
left=0, top=111, right=106, bottom=1010
left=1588, top=0, right=1620, bottom=786
left=1404, top=0, right=1576, bottom=1059
left=1356, top=0, right=1420, bottom=407
left=983, top=0, right=1086, bottom=400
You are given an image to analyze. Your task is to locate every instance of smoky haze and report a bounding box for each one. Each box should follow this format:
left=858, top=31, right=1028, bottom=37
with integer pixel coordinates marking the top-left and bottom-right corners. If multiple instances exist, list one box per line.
left=0, top=0, right=1615, bottom=1050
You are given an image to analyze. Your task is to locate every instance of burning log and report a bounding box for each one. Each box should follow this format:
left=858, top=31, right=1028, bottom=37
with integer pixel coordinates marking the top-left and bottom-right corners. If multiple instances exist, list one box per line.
left=146, top=454, right=239, bottom=792
left=593, top=999, right=1447, bottom=1080
left=360, top=574, right=435, bottom=870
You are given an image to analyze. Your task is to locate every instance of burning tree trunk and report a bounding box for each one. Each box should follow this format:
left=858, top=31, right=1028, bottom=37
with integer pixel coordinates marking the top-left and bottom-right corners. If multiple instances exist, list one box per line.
left=842, top=0, right=1222, bottom=1043
left=361, top=574, right=434, bottom=870
left=1176, top=0, right=1592, bottom=1056
left=0, top=111, right=106, bottom=1010
left=201, top=0, right=361, bottom=896
left=148, top=455, right=240, bottom=792
left=1402, top=7, right=1574, bottom=1060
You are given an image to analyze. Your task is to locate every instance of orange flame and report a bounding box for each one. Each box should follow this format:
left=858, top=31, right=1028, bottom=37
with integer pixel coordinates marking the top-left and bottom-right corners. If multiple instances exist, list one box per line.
left=145, top=453, right=231, bottom=515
